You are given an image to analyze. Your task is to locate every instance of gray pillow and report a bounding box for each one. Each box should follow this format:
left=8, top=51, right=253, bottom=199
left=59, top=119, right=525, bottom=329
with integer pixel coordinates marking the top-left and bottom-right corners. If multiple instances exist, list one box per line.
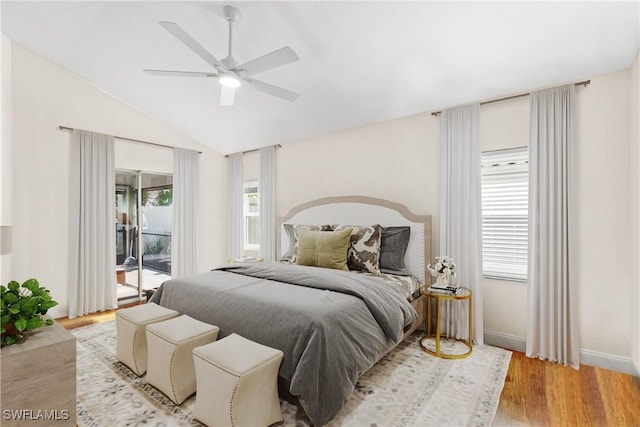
left=281, top=223, right=296, bottom=261
left=281, top=223, right=334, bottom=261
left=379, top=226, right=411, bottom=276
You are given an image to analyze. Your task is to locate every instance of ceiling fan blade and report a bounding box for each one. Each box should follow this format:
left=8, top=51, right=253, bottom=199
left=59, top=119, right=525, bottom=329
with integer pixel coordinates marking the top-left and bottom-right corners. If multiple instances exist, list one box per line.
left=220, top=85, right=236, bottom=106
left=236, top=47, right=298, bottom=77
left=144, top=69, right=217, bottom=78
left=243, top=77, right=300, bottom=102
left=159, top=21, right=225, bottom=71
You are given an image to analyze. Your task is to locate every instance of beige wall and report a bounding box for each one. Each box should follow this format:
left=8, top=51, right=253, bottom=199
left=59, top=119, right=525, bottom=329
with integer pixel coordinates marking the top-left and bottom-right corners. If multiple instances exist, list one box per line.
left=277, top=112, right=441, bottom=246
left=630, top=51, right=640, bottom=374
left=575, top=69, right=631, bottom=361
left=7, top=40, right=227, bottom=318
left=273, top=67, right=635, bottom=371
left=480, top=97, right=529, bottom=341
left=243, top=151, right=260, bottom=182
left=482, top=70, right=634, bottom=372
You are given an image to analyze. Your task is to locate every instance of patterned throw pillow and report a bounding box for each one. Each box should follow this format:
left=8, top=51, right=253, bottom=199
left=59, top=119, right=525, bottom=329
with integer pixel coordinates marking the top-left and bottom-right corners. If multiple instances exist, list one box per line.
left=285, top=224, right=334, bottom=262
left=333, top=224, right=383, bottom=274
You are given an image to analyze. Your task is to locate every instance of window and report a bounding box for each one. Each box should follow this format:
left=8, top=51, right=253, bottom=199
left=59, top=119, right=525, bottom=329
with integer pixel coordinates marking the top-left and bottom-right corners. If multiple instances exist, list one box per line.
left=243, top=181, right=260, bottom=251
left=481, top=147, right=528, bottom=281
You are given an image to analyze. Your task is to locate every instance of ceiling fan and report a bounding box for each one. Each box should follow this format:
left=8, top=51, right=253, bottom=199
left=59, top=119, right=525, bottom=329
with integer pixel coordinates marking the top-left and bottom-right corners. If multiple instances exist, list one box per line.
left=144, top=5, right=299, bottom=106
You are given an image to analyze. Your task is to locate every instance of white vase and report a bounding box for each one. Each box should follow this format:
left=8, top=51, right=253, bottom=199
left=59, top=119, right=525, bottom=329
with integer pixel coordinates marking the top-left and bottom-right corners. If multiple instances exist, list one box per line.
left=436, top=273, right=448, bottom=286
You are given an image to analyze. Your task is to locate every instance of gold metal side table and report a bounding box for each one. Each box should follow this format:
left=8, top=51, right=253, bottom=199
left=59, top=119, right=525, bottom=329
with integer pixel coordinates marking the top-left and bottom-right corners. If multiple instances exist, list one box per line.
left=419, top=286, right=473, bottom=359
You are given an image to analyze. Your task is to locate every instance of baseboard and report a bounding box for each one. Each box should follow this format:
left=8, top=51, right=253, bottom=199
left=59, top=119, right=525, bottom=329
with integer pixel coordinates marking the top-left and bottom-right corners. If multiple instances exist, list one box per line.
left=484, top=330, right=526, bottom=353
left=580, top=349, right=639, bottom=376
left=484, top=330, right=639, bottom=376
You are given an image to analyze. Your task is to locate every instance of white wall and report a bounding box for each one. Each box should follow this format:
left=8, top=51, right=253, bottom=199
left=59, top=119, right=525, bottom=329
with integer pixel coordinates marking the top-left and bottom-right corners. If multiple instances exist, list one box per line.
left=274, top=67, right=636, bottom=373
left=8, top=40, right=226, bottom=318
left=630, top=51, right=640, bottom=374
left=1, top=34, right=13, bottom=282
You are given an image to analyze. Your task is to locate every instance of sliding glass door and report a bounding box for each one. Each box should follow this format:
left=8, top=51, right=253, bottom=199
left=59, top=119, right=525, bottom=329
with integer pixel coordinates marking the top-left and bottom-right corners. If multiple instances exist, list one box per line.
left=115, top=170, right=173, bottom=303
left=140, top=182, right=172, bottom=286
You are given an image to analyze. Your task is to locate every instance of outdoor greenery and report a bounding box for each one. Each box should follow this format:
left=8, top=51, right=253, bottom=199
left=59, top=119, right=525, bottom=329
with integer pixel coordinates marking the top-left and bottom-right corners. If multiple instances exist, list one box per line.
left=1, top=279, right=58, bottom=346
left=144, top=234, right=171, bottom=255
left=143, top=187, right=173, bottom=207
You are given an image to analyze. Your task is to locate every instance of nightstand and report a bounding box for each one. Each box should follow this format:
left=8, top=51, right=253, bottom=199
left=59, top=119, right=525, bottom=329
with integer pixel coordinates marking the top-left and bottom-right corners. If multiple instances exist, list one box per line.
left=419, top=286, right=473, bottom=359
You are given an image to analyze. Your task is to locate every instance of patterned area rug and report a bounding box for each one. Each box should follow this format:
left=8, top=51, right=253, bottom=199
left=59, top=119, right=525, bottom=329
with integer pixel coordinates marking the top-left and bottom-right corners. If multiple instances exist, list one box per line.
left=73, top=321, right=511, bottom=427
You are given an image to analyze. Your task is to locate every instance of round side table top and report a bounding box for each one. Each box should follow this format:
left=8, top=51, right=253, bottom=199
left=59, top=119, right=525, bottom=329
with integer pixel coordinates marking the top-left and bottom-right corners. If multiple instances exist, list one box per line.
left=421, top=286, right=472, bottom=300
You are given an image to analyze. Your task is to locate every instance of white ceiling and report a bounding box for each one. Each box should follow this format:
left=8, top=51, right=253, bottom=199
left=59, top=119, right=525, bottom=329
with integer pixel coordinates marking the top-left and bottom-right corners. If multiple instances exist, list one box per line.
left=2, top=1, right=639, bottom=155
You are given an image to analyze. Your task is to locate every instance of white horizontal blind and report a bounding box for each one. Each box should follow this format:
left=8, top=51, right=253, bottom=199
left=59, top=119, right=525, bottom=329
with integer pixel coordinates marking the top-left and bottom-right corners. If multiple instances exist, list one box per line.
left=481, top=147, right=528, bottom=281
left=243, top=181, right=260, bottom=251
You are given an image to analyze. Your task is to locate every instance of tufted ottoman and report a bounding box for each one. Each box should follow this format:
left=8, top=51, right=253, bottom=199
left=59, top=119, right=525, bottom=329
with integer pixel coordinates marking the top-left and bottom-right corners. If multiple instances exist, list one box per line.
left=192, top=333, right=284, bottom=427
left=115, top=302, right=179, bottom=376
left=145, top=315, right=219, bottom=405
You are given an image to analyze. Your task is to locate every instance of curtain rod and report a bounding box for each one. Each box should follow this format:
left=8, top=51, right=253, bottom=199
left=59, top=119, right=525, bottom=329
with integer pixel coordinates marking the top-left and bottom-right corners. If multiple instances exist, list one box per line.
left=224, top=144, right=282, bottom=157
left=430, top=80, right=591, bottom=117
left=58, top=125, right=203, bottom=154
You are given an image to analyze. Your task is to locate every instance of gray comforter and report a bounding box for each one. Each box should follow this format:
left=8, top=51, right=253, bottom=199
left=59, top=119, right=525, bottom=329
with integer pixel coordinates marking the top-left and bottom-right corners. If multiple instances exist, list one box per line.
left=149, top=262, right=416, bottom=426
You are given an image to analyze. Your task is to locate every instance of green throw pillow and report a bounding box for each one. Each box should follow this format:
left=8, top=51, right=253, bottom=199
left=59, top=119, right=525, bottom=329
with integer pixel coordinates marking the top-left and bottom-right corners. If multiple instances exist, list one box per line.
left=295, top=228, right=352, bottom=271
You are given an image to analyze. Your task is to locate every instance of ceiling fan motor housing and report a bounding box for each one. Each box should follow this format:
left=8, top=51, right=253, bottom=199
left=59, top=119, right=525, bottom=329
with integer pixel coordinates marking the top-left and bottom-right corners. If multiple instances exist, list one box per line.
left=224, top=6, right=241, bottom=24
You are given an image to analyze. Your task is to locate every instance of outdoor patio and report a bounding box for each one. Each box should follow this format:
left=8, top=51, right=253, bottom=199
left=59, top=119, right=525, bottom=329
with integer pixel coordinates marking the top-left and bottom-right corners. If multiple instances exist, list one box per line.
left=116, top=265, right=171, bottom=301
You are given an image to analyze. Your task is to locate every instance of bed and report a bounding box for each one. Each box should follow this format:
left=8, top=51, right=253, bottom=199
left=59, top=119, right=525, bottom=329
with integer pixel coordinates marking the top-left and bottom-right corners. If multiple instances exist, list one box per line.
left=149, top=196, right=431, bottom=426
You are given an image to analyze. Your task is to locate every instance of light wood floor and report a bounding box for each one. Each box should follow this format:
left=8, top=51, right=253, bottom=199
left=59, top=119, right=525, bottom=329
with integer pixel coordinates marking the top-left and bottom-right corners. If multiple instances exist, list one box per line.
left=57, top=307, right=640, bottom=427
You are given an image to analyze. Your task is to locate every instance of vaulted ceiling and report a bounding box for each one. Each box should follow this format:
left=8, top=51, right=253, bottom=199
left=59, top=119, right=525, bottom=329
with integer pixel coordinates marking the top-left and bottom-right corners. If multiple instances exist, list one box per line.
left=2, top=1, right=638, bottom=154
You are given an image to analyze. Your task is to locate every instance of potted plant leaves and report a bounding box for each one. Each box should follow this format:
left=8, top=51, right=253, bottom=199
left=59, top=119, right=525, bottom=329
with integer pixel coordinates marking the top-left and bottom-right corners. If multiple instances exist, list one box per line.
left=1, top=278, right=59, bottom=346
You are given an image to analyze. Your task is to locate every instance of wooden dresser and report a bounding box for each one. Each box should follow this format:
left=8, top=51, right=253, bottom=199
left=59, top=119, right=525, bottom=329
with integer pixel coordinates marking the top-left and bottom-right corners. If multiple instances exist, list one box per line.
left=1, top=320, right=76, bottom=426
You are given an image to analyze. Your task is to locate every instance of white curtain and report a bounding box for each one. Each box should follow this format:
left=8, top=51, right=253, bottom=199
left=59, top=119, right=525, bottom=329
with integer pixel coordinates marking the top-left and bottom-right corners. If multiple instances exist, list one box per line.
left=69, top=130, right=117, bottom=318
left=259, top=146, right=276, bottom=262
left=527, top=85, right=579, bottom=368
left=172, top=148, right=199, bottom=278
left=228, top=152, right=244, bottom=260
left=439, top=104, right=484, bottom=345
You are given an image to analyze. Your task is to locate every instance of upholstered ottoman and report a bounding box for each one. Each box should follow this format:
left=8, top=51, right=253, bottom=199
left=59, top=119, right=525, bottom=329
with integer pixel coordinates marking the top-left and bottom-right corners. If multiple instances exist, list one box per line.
left=192, top=333, right=284, bottom=427
left=115, top=302, right=179, bottom=376
left=145, top=315, right=219, bottom=405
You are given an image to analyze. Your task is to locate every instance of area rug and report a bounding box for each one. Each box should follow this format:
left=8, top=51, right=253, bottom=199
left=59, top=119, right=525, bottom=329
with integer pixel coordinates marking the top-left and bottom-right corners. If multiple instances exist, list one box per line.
left=73, top=321, right=511, bottom=427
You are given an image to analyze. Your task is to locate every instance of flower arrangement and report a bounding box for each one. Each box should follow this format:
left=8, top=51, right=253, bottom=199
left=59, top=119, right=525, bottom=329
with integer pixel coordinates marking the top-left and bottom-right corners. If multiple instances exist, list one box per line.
left=427, top=256, right=457, bottom=278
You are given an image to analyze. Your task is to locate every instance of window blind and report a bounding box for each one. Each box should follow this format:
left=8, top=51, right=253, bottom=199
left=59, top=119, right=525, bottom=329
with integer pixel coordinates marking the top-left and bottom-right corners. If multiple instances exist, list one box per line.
left=243, top=181, right=260, bottom=250
left=481, top=147, right=528, bottom=281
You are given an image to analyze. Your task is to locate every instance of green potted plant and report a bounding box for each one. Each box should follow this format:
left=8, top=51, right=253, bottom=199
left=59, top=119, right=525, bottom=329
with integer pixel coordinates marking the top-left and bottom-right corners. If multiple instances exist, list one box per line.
left=1, top=278, right=59, bottom=346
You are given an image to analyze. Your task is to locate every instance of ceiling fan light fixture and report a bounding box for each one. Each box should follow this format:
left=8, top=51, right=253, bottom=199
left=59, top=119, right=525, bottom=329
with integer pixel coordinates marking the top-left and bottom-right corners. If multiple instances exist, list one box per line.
left=219, top=74, right=241, bottom=88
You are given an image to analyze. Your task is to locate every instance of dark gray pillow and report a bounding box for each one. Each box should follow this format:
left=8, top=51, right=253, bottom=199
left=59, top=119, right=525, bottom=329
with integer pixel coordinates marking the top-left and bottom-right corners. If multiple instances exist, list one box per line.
left=379, top=226, right=411, bottom=276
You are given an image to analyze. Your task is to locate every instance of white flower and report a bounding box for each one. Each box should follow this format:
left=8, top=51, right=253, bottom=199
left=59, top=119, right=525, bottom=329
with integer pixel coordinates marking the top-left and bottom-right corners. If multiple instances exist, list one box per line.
left=428, top=255, right=457, bottom=276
